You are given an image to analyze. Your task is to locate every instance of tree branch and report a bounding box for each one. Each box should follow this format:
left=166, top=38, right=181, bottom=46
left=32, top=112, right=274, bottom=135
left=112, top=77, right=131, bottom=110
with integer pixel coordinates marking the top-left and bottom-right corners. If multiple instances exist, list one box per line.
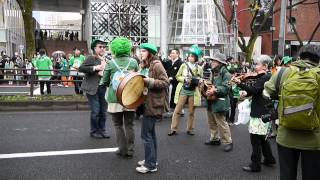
left=286, top=15, right=303, bottom=46
left=238, top=30, right=247, bottom=52
left=213, top=0, right=232, bottom=24
left=250, top=8, right=260, bottom=34
left=308, top=21, right=320, bottom=44
left=257, top=0, right=277, bottom=32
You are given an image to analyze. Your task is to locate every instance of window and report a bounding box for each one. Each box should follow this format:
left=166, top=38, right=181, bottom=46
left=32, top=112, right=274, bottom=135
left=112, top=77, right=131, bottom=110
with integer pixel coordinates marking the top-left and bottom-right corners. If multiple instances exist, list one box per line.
left=290, top=0, right=300, bottom=10
left=288, top=17, right=296, bottom=33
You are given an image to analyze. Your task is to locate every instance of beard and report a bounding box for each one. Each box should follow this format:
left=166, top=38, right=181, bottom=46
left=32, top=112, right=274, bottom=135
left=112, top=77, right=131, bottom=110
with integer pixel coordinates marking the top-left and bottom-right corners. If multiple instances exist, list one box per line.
left=212, top=65, right=221, bottom=73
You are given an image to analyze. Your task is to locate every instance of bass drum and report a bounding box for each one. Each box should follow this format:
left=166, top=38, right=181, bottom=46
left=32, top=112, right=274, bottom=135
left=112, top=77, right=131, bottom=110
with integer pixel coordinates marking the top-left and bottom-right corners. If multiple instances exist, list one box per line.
left=116, top=72, right=146, bottom=109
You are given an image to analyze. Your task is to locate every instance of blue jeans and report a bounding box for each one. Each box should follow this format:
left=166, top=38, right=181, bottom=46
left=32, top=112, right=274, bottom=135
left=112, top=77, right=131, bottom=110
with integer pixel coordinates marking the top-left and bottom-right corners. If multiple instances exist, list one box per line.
left=86, top=85, right=107, bottom=134
left=141, top=116, right=157, bottom=169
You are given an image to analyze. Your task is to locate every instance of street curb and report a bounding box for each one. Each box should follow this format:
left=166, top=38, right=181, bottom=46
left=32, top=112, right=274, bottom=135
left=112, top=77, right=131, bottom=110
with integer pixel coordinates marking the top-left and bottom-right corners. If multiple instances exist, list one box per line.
left=0, top=101, right=90, bottom=112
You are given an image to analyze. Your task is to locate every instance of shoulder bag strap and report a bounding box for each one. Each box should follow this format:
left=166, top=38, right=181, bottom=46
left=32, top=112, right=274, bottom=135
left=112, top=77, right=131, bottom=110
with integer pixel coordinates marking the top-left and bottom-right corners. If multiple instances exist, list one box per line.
left=185, top=62, right=195, bottom=76
left=275, top=67, right=286, bottom=95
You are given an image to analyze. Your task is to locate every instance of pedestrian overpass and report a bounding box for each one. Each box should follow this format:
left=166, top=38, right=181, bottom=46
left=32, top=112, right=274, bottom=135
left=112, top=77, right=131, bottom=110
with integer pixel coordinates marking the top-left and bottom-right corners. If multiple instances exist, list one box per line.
left=32, top=0, right=86, bottom=12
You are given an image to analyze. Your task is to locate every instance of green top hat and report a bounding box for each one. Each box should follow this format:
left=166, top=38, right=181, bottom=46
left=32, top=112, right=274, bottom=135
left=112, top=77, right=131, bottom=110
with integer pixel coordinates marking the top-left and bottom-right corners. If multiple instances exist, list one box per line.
left=188, top=44, right=203, bottom=59
left=91, top=38, right=107, bottom=51
left=110, top=37, right=132, bottom=57
left=140, top=43, right=157, bottom=55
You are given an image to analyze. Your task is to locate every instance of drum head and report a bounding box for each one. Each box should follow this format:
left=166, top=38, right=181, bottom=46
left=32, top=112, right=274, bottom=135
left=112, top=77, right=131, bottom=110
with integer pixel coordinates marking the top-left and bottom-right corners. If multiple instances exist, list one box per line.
left=116, top=72, right=145, bottom=109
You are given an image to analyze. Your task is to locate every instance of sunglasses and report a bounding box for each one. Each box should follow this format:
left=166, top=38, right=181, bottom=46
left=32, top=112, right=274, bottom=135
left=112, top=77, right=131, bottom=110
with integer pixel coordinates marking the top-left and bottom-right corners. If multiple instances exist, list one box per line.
left=97, top=45, right=106, bottom=49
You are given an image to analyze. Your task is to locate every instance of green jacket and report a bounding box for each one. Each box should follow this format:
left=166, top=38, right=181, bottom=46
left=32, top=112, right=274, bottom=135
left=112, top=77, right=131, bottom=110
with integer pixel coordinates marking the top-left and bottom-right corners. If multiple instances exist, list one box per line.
left=60, top=59, right=69, bottom=76
left=102, top=56, right=139, bottom=103
left=174, top=63, right=203, bottom=106
left=69, top=55, right=85, bottom=68
left=208, top=66, right=231, bottom=112
left=231, top=84, right=240, bottom=98
left=263, top=60, right=320, bottom=150
left=35, top=55, right=53, bottom=78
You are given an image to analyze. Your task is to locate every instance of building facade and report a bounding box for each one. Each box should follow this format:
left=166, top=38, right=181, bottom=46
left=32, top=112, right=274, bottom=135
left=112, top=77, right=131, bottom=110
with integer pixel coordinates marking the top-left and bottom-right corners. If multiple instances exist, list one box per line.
left=272, top=0, right=320, bottom=56
left=168, top=0, right=230, bottom=57
left=0, top=0, right=25, bottom=56
left=83, top=0, right=160, bottom=51
left=83, top=0, right=230, bottom=57
left=226, top=0, right=320, bottom=58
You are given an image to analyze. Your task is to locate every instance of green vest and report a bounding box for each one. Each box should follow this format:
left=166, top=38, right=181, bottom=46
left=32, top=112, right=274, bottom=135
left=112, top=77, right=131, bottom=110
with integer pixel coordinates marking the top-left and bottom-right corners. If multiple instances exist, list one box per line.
left=35, top=56, right=52, bottom=78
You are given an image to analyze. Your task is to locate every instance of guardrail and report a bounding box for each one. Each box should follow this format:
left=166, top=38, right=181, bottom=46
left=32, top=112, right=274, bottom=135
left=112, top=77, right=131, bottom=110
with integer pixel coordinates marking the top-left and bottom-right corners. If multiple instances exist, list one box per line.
left=0, top=68, right=83, bottom=96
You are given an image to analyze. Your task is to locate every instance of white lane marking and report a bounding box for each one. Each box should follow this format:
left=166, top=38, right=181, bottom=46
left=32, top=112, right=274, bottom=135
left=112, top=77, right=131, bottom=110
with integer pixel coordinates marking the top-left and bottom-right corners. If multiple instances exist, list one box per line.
left=0, top=92, right=29, bottom=94
left=0, top=148, right=118, bottom=159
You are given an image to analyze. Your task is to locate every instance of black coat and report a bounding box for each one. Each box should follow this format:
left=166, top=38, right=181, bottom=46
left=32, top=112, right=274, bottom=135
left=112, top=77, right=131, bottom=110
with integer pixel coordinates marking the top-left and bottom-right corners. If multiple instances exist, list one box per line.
left=237, top=73, right=271, bottom=118
left=79, top=55, right=105, bottom=95
left=162, top=58, right=183, bottom=86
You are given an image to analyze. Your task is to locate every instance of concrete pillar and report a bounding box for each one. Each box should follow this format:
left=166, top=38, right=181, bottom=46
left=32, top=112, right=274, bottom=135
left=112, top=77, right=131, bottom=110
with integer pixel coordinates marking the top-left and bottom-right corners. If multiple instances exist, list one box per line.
left=278, top=0, right=287, bottom=56
left=160, top=0, right=168, bottom=59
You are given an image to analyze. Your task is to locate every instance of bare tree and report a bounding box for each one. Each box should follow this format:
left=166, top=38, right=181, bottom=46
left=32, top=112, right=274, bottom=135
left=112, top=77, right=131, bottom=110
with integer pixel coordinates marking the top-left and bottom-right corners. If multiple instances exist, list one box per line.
left=213, top=0, right=320, bottom=62
left=17, top=0, right=35, bottom=61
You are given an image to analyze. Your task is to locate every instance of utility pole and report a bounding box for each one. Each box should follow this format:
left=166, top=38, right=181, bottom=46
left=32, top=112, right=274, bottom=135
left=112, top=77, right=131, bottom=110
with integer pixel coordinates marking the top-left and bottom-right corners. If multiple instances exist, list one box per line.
left=160, top=0, right=168, bottom=59
left=232, top=0, right=238, bottom=61
left=278, top=0, right=287, bottom=56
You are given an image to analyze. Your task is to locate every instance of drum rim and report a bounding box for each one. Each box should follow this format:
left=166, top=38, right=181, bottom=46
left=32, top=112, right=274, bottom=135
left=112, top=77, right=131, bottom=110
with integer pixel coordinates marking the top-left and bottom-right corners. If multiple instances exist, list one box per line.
left=116, top=72, right=145, bottom=109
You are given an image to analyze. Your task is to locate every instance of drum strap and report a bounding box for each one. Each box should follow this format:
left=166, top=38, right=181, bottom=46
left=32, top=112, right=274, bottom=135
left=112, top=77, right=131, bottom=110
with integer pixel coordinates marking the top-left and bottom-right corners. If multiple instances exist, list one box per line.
left=112, top=59, right=133, bottom=73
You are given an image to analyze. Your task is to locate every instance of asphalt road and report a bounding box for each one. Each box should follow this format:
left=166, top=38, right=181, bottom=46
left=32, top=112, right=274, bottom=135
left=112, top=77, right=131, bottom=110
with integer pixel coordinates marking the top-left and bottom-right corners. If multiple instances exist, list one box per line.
left=0, top=108, right=283, bottom=180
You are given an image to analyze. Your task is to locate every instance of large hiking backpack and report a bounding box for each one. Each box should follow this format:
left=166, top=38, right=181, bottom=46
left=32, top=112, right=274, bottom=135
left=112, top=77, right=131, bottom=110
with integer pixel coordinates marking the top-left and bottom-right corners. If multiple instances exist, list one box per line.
left=278, top=66, right=320, bottom=130
left=111, top=59, right=133, bottom=91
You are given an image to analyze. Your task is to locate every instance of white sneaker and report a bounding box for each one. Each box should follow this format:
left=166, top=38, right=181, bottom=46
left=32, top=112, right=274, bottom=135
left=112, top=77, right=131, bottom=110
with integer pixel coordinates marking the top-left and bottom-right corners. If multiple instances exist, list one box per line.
left=137, top=160, right=159, bottom=166
left=136, top=165, right=157, bottom=173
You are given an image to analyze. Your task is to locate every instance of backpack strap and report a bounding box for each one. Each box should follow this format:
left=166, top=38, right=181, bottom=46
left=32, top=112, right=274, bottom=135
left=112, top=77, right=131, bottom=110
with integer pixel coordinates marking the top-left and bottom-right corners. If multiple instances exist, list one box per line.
left=275, top=67, right=286, bottom=95
left=111, top=58, right=132, bottom=72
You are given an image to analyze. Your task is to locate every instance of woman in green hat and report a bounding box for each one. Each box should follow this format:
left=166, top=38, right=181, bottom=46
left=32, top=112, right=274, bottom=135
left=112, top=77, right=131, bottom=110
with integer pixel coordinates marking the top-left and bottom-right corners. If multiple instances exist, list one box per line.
left=136, top=42, right=169, bottom=173
left=168, top=45, right=203, bottom=136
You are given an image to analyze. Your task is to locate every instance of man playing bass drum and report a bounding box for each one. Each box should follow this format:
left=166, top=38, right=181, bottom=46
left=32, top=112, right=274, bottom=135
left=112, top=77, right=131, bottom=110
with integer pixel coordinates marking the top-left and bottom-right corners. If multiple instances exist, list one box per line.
left=204, top=53, right=233, bottom=152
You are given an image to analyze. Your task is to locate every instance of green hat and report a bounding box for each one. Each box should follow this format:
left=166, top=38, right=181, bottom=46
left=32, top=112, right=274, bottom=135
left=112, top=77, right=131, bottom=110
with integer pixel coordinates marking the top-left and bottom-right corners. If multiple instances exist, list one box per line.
left=140, top=43, right=157, bottom=55
left=282, top=56, right=293, bottom=65
left=91, top=38, right=107, bottom=51
left=188, top=44, right=203, bottom=59
left=110, top=37, right=132, bottom=57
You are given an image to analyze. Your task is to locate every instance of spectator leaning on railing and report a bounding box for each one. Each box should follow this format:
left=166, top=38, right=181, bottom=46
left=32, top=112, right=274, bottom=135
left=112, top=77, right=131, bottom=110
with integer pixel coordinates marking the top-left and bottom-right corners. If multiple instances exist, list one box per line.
left=34, top=49, right=53, bottom=95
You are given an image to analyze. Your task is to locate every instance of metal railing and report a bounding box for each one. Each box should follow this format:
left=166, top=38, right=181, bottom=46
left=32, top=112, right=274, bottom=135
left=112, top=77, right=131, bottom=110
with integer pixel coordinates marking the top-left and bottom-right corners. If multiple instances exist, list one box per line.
left=0, top=68, right=83, bottom=96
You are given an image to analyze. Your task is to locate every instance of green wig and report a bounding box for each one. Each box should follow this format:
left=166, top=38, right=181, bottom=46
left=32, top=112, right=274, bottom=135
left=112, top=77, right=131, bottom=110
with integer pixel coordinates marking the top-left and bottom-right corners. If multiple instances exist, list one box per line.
left=110, top=37, right=132, bottom=57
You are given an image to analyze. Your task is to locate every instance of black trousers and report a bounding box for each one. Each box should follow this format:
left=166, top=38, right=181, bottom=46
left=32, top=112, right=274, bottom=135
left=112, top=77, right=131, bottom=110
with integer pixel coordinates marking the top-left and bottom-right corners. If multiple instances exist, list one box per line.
left=249, top=134, right=275, bottom=170
left=278, top=144, right=320, bottom=180
left=170, top=83, right=178, bottom=109
left=40, top=81, right=51, bottom=95
left=73, top=76, right=83, bottom=94
left=229, top=97, right=238, bottom=123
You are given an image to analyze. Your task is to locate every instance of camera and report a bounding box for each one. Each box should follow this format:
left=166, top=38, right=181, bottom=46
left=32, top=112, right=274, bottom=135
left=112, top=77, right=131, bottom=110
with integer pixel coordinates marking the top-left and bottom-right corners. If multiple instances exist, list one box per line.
left=261, top=114, right=272, bottom=123
left=261, top=101, right=278, bottom=123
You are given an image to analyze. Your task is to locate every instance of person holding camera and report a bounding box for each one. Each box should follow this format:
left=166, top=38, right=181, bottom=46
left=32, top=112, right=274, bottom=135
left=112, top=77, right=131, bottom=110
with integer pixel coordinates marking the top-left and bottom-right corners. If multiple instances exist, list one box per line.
left=233, top=55, right=276, bottom=172
left=168, top=45, right=203, bottom=136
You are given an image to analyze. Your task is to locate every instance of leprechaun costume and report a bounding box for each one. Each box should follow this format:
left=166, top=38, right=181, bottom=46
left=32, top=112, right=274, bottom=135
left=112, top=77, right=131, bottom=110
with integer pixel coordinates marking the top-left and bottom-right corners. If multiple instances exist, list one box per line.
left=102, top=37, right=139, bottom=157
